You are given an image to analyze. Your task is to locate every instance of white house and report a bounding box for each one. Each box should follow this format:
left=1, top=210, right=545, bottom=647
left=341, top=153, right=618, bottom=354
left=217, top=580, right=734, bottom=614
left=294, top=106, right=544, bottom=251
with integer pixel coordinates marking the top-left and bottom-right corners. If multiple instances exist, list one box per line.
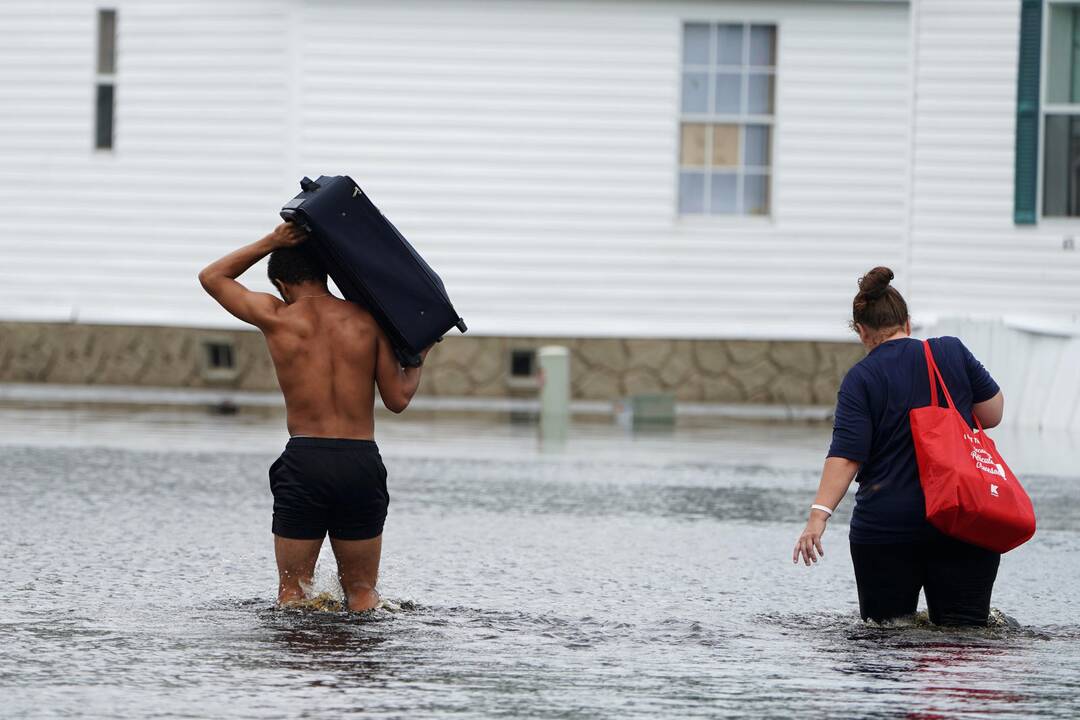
left=0, top=0, right=1077, bottom=426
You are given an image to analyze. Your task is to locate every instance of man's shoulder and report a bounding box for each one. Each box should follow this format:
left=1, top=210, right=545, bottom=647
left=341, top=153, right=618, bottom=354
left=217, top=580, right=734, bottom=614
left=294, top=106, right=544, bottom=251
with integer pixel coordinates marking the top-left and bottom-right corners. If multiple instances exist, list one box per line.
left=314, top=299, right=382, bottom=344
left=332, top=299, right=377, bottom=327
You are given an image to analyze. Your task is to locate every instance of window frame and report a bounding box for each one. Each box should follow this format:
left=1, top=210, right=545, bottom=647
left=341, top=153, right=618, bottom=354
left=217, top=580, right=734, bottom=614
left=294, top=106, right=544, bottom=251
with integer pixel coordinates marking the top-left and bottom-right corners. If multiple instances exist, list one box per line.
left=1038, top=0, right=1080, bottom=223
left=675, top=20, right=779, bottom=221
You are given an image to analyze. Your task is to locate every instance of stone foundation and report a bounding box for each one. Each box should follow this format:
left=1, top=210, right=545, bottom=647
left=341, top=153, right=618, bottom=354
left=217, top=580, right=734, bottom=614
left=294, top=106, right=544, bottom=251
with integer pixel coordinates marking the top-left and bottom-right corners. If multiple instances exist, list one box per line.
left=0, top=322, right=277, bottom=391
left=0, top=322, right=864, bottom=405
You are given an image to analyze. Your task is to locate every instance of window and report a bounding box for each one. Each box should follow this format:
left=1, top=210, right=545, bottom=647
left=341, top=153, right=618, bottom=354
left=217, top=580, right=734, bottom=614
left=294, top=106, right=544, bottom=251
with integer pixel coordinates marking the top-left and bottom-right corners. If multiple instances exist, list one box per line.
left=204, top=341, right=236, bottom=370
left=1044, top=2, right=1080, bottom=217
left=509, top=349, right=535, bottom=377
left=201, top=339, right=239, bottom=383
left=95, top=9, right=116, bottom=150
left=678, top=23, right=776, bottom=216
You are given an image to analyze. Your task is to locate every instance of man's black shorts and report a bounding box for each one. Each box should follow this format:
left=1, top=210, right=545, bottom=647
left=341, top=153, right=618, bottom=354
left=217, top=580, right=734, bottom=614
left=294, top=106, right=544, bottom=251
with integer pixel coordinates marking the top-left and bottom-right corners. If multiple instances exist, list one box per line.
left=269, top=437, right=389, bottom=541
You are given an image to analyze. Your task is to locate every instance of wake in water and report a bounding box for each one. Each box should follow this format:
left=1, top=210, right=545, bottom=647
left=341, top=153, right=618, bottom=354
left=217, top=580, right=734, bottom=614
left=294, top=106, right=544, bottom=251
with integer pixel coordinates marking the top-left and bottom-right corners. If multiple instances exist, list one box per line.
left=868, top=607, right=1020, bottom=631
left=268, top=557, right=419, bottom=615
left=758, top=607, right=1036, bottom=641
left=279, top=592, right=417, bottom=614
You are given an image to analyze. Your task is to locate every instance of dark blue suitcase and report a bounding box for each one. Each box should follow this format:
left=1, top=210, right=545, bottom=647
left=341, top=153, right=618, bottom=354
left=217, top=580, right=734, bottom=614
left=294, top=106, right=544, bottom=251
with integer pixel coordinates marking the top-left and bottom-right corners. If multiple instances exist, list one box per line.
left=280, top=175, right=466, bottom=367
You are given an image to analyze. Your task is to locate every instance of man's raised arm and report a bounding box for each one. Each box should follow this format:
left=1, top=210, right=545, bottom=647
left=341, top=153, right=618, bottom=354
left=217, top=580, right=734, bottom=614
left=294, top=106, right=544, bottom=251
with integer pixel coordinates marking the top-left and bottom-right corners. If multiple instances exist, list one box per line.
left=198, top=223, right=305, bottom=329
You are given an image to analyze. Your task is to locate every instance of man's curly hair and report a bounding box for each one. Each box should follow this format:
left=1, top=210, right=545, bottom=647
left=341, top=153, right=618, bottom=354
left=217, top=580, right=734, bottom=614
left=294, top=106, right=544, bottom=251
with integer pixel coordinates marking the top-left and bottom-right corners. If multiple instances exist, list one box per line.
left=267, top=245, right=326, bottom=286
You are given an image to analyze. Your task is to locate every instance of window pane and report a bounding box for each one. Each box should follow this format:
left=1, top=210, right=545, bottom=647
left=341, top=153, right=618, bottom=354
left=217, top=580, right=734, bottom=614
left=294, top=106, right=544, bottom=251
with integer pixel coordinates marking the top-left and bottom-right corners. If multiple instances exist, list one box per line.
left=680, top=123, right=707, bottom=166
left=683, top=23, right=710, bottom=65
left=714, top=73, right=742, bottom=114
left=1043, top=115, right=1080, bottom=217
left=679, top=171, right=706, bottom=214
left=710, top=173, right=737, bottom=214
left=748, top=73, right=774, bottom=115
left=1046, top=7, right=1080, bottom=104
left=712, top=124, right=739, bottom=167
left=682, top=72, right=709, bottom=113
left=98, top=9, right=116, bottom=75
left=744, top=125, right=770, bottom=168
left=744, top=173, right=770, bottom=215
left=749, top=25, right=776, bottom=67
left=95, top=83, right=114, bottom=149
left=716, top=24, right=744, bottom=66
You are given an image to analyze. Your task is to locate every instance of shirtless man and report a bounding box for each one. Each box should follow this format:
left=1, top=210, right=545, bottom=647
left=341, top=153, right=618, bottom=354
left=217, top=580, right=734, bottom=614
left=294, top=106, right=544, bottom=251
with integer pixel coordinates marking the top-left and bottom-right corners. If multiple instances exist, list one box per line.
left=199, top=222, right=427, bottom=611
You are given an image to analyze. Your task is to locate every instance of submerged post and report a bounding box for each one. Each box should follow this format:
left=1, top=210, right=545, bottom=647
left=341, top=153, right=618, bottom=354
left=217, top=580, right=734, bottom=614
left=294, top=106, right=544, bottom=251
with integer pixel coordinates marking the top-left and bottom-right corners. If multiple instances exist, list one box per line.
left=538, top=346, right=570, bottom=444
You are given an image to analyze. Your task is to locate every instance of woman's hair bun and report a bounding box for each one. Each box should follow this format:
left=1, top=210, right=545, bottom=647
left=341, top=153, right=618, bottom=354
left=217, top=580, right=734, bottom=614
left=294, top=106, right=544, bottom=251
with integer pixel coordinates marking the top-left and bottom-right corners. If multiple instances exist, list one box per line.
left=857, top=266, right=894, bottom=299
left=851, top=265, right=907, bottom=332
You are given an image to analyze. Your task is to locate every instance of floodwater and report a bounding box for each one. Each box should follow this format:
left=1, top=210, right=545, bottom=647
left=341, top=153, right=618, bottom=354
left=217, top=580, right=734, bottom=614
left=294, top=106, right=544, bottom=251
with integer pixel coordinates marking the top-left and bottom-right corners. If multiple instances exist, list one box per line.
left=1, top=407, right=1079, bottom=719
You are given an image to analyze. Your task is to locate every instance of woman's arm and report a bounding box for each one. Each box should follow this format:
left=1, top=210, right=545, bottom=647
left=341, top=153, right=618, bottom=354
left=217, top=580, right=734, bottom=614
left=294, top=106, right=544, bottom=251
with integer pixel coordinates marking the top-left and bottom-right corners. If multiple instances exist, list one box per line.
left=958, top=339, right=1003, bottom=429
left=792, top=457, right=860, bottom=566
left=973, top=390, right=1004, bottom=429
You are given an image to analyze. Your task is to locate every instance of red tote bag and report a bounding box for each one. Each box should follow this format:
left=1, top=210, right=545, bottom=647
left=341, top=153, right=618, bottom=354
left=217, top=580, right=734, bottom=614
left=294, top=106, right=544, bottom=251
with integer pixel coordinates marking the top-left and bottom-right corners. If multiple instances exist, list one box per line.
left=909, top=340, right=1036, bottom=553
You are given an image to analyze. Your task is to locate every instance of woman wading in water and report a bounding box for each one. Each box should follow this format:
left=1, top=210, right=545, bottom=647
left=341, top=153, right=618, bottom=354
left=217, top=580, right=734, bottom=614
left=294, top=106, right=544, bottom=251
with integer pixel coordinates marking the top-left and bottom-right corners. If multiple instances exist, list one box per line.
left=792, top=267, right=1006, bottom=626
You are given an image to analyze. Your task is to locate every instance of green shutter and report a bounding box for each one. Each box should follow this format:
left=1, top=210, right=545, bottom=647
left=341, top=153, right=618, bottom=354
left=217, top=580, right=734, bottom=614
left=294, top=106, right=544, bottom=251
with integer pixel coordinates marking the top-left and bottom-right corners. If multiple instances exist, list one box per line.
left=1014, top=0, right=1043, bottom=225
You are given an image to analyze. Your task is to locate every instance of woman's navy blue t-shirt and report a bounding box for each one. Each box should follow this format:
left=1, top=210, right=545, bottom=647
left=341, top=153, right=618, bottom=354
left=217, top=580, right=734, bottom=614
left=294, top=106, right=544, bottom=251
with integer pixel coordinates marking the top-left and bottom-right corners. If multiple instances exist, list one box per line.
left=828, top=336, right=1000, bottom=544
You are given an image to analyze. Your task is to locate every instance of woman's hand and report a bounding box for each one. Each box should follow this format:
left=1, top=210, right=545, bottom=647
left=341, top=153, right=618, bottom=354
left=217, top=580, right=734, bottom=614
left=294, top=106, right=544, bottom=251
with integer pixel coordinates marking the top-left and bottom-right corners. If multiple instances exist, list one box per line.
left=793, top=514, right=828, bottom=566
left=792, top=458, right=858, bottom=567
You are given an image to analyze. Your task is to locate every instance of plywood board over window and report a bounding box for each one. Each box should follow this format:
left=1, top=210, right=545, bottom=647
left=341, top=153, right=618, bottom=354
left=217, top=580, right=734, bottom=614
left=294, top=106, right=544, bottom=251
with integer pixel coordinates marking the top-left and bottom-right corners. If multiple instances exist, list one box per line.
left=677, top=22, right=776, bottom=216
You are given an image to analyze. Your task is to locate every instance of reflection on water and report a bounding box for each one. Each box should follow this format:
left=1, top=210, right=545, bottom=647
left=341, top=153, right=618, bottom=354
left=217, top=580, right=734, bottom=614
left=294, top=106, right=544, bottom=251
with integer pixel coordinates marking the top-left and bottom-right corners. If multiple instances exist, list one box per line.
left=258, top=606, right=392, bottom=685
left=0, top=410, right=1078, bottom=719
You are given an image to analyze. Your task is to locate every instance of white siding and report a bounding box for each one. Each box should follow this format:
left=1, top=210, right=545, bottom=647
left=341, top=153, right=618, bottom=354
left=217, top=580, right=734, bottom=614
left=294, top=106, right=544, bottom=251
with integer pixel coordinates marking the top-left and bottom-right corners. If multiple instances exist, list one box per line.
left=0, top=0, right=292, bottom=326
left=909, top=0, right=1080, bottom=323
left=0, top=0, right=909, bottom=339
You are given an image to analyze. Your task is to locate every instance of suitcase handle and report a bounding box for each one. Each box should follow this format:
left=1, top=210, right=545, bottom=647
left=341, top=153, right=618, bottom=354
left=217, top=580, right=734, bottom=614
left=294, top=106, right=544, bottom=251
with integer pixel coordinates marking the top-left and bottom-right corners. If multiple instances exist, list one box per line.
left=280, top=177, right=319, bottom=229
left=278, top=207, right=312, bottom=233
left=395, top=347, right=423, bottom=368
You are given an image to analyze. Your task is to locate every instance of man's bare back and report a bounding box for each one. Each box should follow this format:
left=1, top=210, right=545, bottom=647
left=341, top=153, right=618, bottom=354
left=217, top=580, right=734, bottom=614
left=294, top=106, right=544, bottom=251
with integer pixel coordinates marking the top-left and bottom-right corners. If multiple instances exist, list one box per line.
left=199, top=222, right=427, bottom=612
left=265, top=295, right=380, bottom=439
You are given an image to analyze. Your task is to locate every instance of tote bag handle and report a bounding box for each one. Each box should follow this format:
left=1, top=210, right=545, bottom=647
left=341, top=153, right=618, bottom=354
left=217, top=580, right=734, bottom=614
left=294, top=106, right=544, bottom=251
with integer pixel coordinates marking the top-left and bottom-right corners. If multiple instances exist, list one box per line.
left=923, top=340, right=985, bottom=433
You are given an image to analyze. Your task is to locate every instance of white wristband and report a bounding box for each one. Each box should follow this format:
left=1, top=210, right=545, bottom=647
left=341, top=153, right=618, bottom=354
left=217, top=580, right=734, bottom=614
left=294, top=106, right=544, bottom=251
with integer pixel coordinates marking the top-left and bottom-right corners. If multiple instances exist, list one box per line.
left=811, top=504, right=834, bottom=517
